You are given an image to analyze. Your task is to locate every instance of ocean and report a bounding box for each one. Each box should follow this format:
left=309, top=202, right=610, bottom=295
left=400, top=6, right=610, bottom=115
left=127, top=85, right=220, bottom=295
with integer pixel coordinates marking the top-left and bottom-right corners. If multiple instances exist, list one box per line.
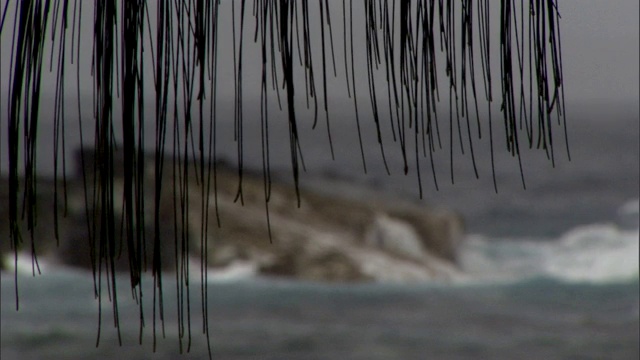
left=1, top=101, right=639, bottom=359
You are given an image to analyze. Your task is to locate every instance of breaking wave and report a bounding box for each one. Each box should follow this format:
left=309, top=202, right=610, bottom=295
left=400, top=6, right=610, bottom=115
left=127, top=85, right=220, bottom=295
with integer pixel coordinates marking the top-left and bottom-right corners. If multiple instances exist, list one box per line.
left=460, top=221, right=639, bottom=285
left=6, top=199, right=639, bottom=286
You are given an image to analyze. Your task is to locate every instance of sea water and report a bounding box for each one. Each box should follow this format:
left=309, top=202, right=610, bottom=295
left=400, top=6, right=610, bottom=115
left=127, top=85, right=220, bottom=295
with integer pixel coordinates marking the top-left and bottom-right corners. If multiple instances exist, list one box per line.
left=1, top=103, right=639, bottom=359
left=1, top=241, right=638, bottom=360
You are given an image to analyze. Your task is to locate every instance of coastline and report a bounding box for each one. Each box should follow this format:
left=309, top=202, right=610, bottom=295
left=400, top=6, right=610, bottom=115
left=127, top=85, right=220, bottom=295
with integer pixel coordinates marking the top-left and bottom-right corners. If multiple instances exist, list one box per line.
left=0, top=147, right=465, bottom=283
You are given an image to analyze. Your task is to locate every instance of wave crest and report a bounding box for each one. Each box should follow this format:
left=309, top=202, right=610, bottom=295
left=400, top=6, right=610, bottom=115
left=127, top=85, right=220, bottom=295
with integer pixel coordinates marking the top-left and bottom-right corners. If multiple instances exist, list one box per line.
left=460, top=223, right=639, bottom=284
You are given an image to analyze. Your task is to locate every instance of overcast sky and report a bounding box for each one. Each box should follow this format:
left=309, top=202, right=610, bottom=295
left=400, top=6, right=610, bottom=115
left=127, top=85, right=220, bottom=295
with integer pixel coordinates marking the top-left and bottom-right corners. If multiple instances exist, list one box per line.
left=559, top=0, right=639, bottom=104
left=1, top=0, right=638, bottom=106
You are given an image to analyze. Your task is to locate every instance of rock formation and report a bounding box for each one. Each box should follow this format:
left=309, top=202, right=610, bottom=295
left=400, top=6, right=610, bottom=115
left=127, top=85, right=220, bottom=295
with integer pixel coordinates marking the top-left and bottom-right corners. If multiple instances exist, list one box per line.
left=1, top=147, right=465, bottom=282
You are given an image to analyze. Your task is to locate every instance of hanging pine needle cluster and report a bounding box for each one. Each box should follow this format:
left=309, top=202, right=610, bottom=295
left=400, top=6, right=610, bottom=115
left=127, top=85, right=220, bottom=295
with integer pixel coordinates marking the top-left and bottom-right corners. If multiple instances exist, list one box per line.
left=1, top=1, right=566, bottom=356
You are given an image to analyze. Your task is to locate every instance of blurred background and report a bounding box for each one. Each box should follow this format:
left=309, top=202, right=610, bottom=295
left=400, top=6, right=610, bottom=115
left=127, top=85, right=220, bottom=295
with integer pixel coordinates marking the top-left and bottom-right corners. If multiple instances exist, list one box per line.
left=1, top=1, right=638, bottom=359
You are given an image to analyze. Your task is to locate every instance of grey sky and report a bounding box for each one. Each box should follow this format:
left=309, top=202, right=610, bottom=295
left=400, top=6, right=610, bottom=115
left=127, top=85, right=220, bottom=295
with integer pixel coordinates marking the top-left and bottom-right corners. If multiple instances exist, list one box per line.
left=1, top=1, right=638, bottom=106
left=559, top=0, right=639, bottom=104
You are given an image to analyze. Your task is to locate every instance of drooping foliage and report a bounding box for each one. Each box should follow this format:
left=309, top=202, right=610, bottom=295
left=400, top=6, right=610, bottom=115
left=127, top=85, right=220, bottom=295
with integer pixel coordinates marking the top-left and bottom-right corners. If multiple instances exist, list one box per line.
left=1, top=1, right=566, bottom=356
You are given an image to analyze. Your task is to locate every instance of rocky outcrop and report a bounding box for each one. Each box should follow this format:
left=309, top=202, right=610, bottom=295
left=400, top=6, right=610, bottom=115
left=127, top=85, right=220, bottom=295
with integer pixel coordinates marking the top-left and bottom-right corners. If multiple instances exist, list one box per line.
left=1, top=147, right=466, bottom=282
left=194, top=168, right=465, bottom=282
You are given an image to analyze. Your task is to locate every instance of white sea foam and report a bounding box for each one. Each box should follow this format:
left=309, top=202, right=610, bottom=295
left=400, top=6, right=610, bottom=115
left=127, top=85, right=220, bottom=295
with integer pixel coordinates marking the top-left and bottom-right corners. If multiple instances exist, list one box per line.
left=3, top=252, right=53, bottom=276
left=460, top=223, right=639, bottom=284
left=4, top=252, right=259, bottom=285
left=177, top=258, right=257, bottom=283
left=205, top=261, right=258, bottom=282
